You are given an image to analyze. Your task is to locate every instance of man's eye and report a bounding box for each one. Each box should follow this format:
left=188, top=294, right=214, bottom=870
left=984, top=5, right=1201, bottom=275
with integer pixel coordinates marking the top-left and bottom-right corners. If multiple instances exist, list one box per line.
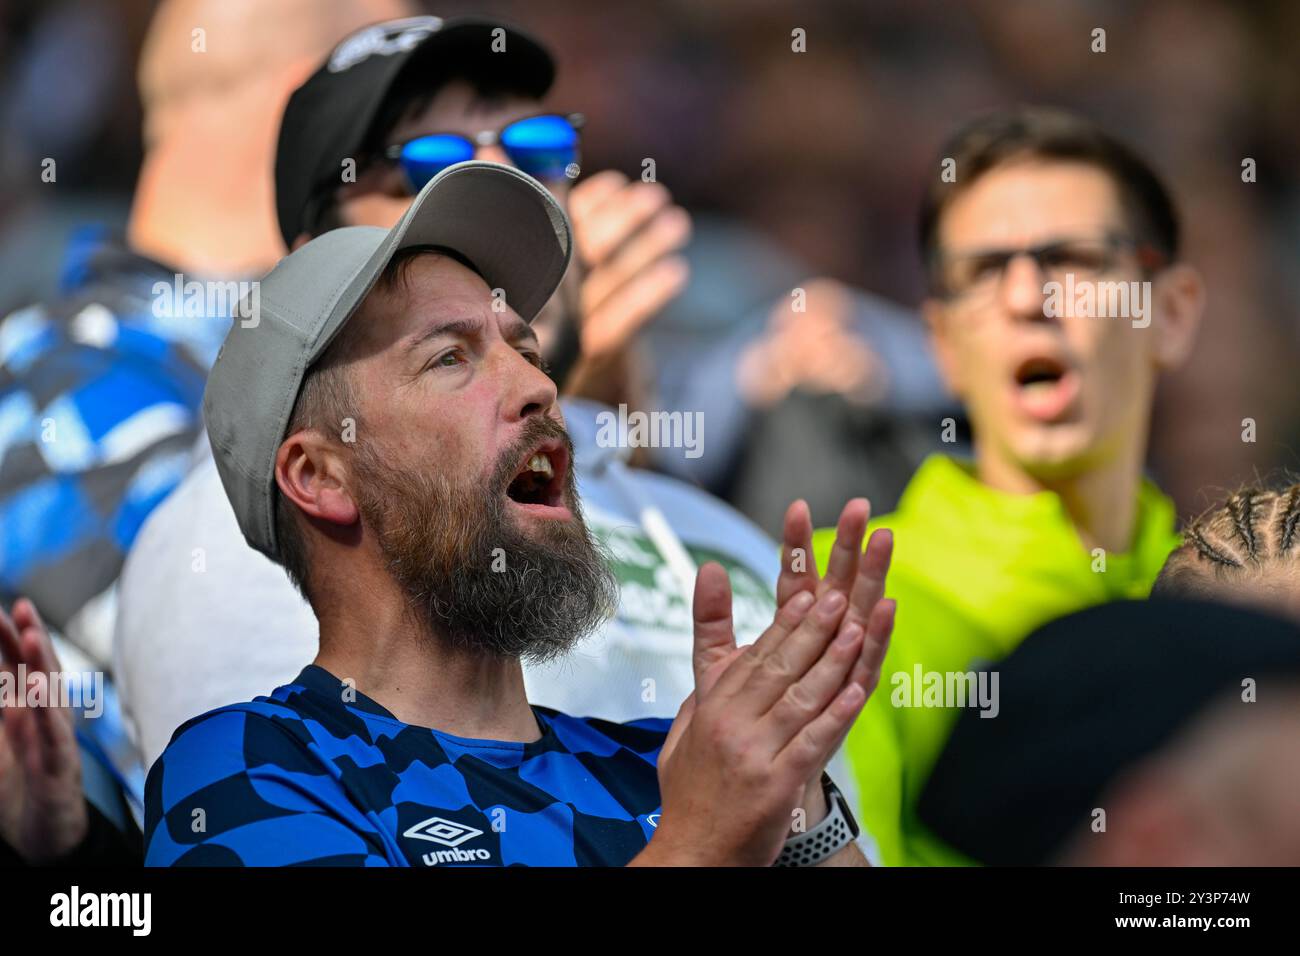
left=430, top=349, right=465, bottom=370
left=971, top=254, right=1007, bottom=279
left=378, top=162, right=415, bottom=198
left=521, top=351, right=550, bottom=374
left=950, top=254, right=1003, bottom=288
left=1063, top=251, right=1109, bottom=273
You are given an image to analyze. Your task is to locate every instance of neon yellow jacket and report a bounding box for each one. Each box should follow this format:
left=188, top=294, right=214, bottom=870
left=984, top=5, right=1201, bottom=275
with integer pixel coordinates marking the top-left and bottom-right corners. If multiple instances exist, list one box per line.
left=811, top=455, right=1179, bottom=866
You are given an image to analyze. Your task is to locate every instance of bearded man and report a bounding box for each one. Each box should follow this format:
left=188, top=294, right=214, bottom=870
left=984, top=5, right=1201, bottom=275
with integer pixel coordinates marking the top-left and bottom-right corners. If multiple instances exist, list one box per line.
left=141, top=162, right=896, bottom=867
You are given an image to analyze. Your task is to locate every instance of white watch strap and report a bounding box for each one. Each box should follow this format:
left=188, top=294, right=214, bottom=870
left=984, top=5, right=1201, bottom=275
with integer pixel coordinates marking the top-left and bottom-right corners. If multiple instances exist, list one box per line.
left=773, top=777, right=856, bottom=867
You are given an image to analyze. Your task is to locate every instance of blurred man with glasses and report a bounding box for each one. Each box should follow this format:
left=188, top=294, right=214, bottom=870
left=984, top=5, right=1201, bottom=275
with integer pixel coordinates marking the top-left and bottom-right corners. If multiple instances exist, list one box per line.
left=806, top=106, right=1205, bottom=865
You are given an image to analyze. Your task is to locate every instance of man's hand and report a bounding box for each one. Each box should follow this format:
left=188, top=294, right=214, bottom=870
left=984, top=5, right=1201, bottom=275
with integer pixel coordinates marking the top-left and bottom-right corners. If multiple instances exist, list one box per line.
left=569, top=170, right=691, bottom=360
left=736, top=278, right=886, bottom=409
left=778, top=498, right=893, bottom=834
left=778, top=498, right=893, bottom=750
left=634, top=499, right=893, bottom=866
left=0, top=598, right=86, bottom=862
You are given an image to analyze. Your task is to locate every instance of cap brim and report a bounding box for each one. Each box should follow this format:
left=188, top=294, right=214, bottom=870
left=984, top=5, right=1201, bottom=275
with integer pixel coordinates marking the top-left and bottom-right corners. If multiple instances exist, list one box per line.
left=306, top=159, right=572, bottom=369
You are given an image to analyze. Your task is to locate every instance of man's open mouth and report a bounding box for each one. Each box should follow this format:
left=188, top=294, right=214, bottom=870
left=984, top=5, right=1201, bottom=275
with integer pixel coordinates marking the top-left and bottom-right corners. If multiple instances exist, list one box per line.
left=504, top=440, right=570, bottom=516
left=1015, top=356, right=1067, bottom=392
left=1012, top=355, right=1079, bottom=422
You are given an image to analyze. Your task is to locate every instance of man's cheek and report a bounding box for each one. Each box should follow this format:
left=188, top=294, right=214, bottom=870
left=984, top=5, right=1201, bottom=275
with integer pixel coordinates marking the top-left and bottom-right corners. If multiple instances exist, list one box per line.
left=339, top=193, right=410, bottom=231
left=399, top=414, right=473, bottom=476
left=960, top=344, right=1001, bottom=402
left=450, top=388, right=509, bottom=478
left=1093, top=331, right=1144, bottom=393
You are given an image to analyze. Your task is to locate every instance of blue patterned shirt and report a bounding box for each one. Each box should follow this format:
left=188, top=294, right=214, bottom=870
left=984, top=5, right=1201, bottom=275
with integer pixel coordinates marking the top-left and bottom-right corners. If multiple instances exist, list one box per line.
left=0, top=232, right=230, bottom=630
left=144, top=665, right=669, bottom=867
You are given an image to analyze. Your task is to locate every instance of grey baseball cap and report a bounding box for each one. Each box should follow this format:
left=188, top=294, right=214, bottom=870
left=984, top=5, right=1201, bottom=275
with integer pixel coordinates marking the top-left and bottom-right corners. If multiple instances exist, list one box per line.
left=204, top=160, right=572, bottom=561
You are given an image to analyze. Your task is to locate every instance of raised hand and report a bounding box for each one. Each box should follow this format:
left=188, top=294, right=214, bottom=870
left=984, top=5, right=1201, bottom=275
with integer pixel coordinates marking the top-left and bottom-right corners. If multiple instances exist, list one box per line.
left=569, top=170, right=691, bottom=360
left=0, top=598, right=86, bottom=861
left=779, top=497, right=894, bottom=748
left=735, top=278, right=885, bottom=409
left=639, top=499, right=894, bottom=866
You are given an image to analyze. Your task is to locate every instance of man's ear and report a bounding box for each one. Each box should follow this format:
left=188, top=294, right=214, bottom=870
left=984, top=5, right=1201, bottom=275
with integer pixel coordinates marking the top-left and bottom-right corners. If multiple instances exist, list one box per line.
left=1150, top=263, right=1205, bottom=371
left=922, top=297, right=966, bottom=399
left=274, top=429, right=359, bottom=528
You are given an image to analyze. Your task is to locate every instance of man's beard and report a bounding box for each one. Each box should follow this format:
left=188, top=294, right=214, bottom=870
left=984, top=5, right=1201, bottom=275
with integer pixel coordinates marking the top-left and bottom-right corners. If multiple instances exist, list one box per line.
left=351, top=417, right=618, bottom=663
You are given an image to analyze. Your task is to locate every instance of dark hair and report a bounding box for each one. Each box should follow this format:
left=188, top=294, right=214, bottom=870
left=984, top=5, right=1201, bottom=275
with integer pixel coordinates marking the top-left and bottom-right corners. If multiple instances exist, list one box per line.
left=919, top=106, right=1180, bottom=280
left=273, top=313, right=359, bottom=605
left=273, top=245, right=482, bottom=603
left=363, top=60, right=531, bottom=157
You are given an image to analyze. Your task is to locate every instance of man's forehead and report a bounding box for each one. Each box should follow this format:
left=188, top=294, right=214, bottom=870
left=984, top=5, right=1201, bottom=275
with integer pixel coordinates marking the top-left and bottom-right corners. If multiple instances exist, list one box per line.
left=399, top=308, right=536, bottom=351
left=391, top=80, right=543, bottom=141
left=943, top=161, right=1124, bottom=246
left=368, top=256, right=534, bottom=347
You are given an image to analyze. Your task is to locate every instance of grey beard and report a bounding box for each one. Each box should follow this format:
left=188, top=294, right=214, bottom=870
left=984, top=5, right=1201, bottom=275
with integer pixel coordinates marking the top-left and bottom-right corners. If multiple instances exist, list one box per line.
left=352, top=423, right=618, bottom=663
left=416, top=513, right=618, bottom=663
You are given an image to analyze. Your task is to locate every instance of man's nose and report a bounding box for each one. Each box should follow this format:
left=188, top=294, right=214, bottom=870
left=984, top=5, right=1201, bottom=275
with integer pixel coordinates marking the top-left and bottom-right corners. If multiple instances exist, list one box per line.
left=1000, top=253, right=1052, bottom=322
left=499, top=345, right=557, bottom=422
left=475, top=144, right=513, bottom=167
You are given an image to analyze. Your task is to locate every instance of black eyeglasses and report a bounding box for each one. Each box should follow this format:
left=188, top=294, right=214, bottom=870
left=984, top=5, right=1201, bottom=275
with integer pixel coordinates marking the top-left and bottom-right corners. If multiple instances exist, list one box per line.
left=383, top=113, right=584, bottom=192
left=930, top=233, right=1167, bottom=301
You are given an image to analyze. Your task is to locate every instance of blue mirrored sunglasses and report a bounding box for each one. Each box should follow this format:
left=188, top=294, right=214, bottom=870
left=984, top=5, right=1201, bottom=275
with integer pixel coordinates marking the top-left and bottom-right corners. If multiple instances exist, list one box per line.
left=385, top=113, right=583, bottom=191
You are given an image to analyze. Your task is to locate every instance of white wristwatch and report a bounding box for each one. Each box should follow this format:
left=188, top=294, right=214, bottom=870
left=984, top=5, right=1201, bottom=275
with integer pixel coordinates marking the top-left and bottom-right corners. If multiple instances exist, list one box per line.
left=773, top=774, right=860, bottom=867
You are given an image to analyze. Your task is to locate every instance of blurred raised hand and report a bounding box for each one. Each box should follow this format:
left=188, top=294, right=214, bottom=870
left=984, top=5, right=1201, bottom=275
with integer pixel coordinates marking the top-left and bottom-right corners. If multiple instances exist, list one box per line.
left=569, top=170, right=692, bottom=360
left=736, top=277, right=886, bottom=409
left=0, top=598, right=86, bottom=862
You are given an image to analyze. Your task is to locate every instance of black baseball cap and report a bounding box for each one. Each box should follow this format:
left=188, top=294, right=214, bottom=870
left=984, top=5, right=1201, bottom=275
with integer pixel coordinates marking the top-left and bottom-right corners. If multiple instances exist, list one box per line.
left=916, top=598, right=1300, bottom=865
left=275, top=15, right=555, bottom=248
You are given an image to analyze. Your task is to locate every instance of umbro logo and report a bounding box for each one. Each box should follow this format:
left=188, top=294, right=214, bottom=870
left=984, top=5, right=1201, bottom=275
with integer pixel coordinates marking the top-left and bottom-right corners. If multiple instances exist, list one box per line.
left=404, top=816, right=482, bottom=847
left=404, top=816, right=493, bottom=866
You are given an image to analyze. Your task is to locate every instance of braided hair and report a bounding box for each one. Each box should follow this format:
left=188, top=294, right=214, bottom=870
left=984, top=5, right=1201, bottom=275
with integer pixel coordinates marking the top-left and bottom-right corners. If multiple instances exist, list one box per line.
left=1154, top=482, right=1300, bottom=602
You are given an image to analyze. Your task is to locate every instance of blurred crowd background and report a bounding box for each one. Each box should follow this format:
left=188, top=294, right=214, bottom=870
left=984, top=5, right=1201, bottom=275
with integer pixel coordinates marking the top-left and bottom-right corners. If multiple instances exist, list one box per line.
left=2, top=0, right=1299, bottom=528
